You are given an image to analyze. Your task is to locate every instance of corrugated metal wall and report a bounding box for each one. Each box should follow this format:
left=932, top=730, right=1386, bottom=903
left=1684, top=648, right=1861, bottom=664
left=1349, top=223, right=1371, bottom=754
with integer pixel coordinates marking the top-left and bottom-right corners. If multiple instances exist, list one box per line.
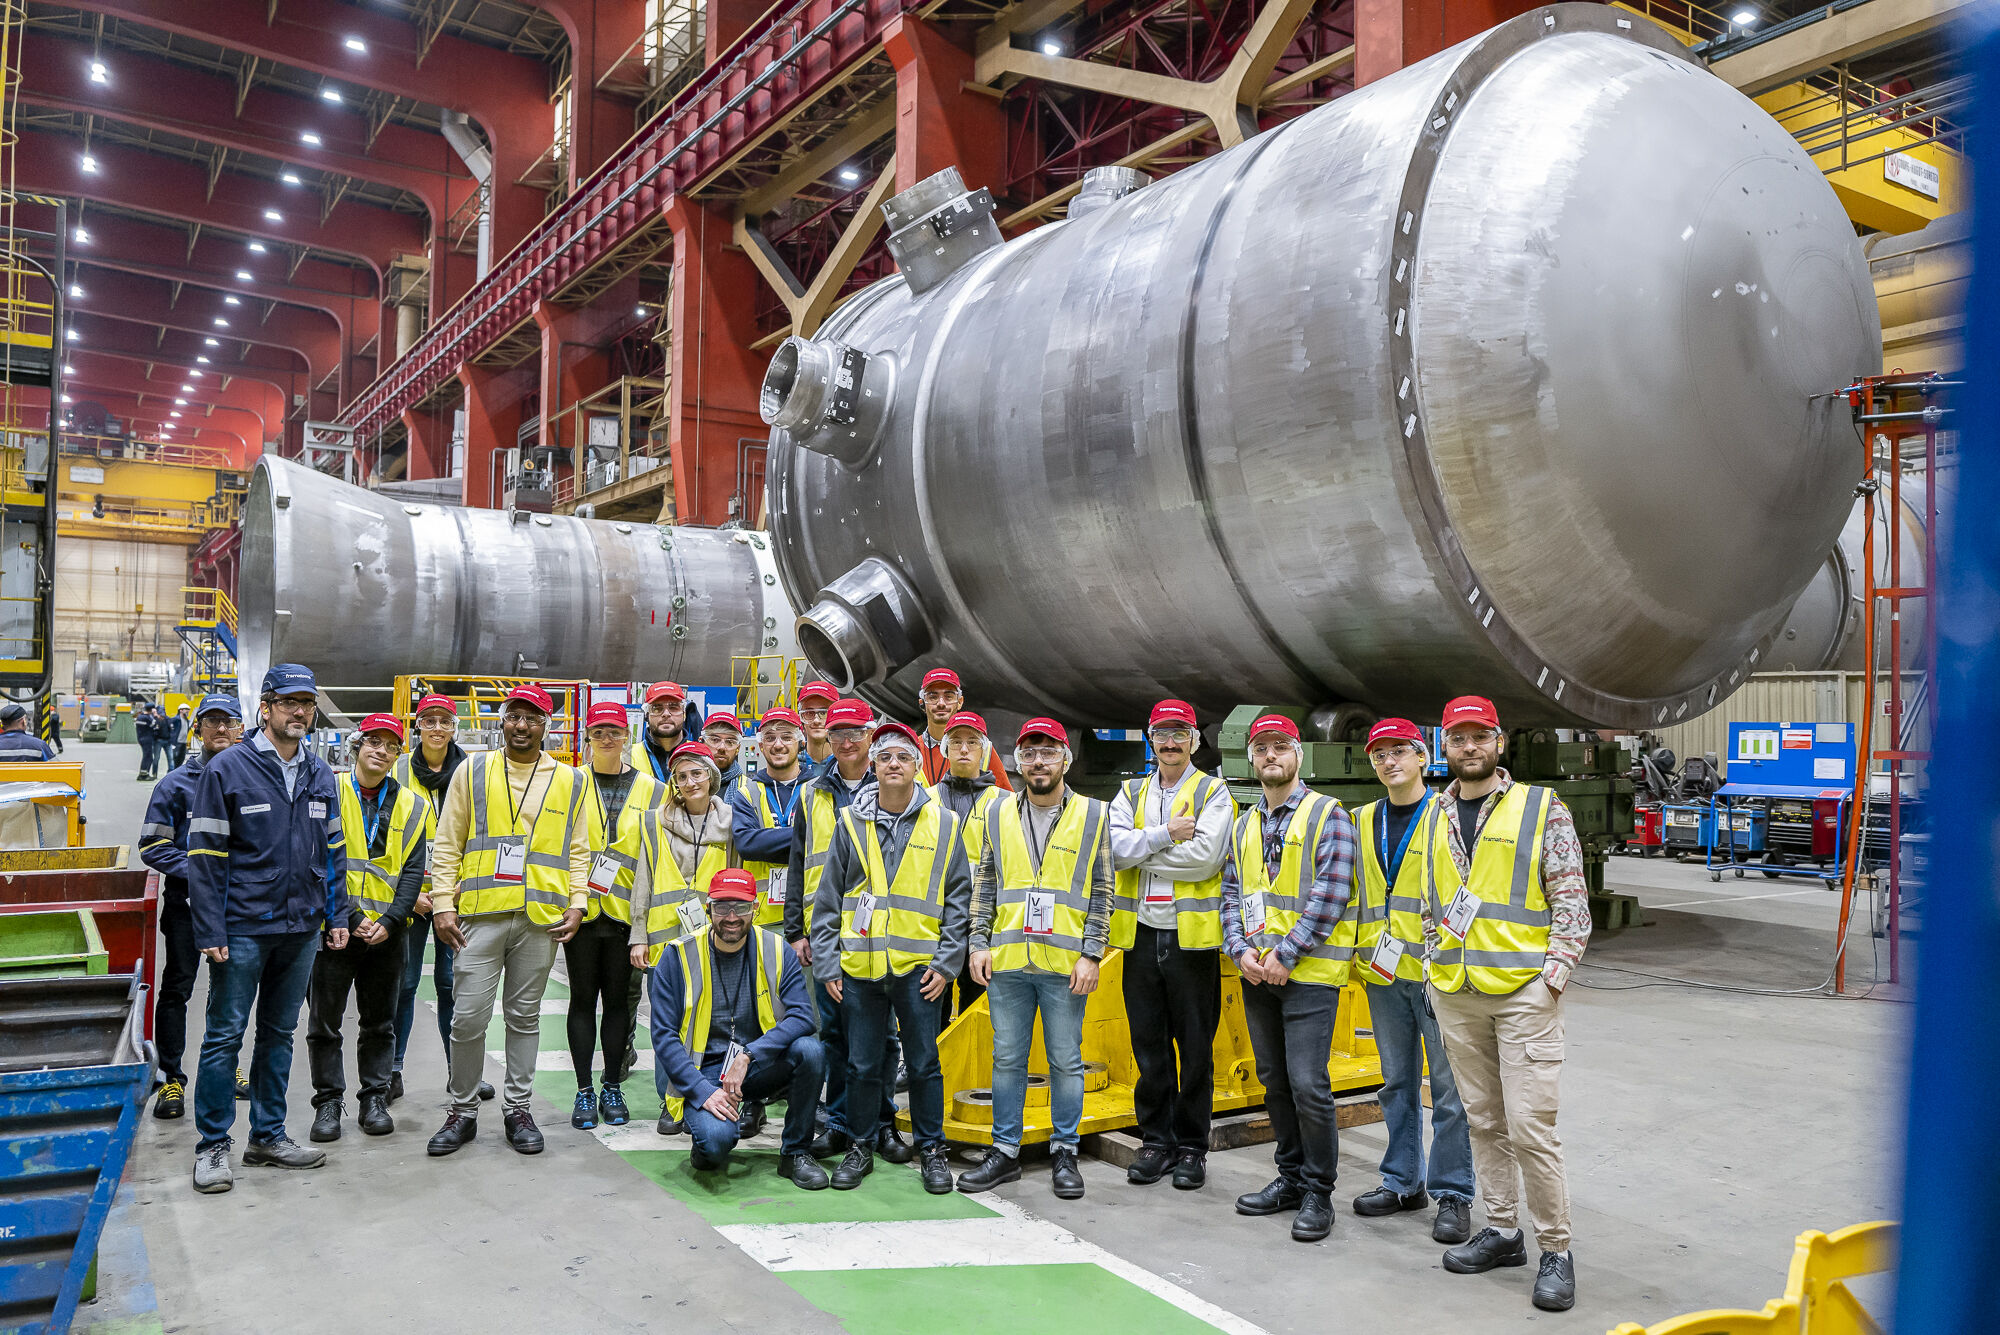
left=1649, top=671, right=1929, bottom=772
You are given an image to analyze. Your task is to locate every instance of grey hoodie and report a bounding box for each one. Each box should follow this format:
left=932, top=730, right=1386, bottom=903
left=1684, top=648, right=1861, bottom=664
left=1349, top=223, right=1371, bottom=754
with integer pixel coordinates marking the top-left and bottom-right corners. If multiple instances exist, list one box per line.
left=810, top=782, right=973, bottom=983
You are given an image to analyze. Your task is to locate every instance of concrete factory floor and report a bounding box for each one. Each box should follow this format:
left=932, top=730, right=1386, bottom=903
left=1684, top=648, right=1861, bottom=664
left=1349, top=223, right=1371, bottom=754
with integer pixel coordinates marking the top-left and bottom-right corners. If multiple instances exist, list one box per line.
left=70, top=742, right=1906, bottom=1334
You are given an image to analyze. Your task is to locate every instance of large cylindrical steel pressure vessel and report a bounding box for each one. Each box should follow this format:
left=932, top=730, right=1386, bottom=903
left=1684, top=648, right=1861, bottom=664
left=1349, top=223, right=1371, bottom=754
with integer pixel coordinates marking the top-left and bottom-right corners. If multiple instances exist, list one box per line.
left=1772, top=468, right=1946, bottom=671
left=763, top=3, right=1877, bottom=731
left=237, top=457, right=799, bottom=695
left=73, top=658, right=178, bottom=698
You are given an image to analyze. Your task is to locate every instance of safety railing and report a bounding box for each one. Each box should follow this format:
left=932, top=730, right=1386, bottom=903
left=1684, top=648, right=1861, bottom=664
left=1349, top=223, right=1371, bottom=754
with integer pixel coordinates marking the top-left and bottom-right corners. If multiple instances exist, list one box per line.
left=179, top=586, right=238, bottom=635
left=1607, top=1221, right=1895, bottom=1335
left=731, top=654, right=802, bottom=718
left=59, top=432, right=234, bottom=470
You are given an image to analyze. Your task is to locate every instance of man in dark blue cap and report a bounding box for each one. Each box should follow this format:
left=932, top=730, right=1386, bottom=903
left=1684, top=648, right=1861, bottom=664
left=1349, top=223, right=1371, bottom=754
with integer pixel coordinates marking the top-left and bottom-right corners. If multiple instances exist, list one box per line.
left=185, top=664, right=347, bottom=1193
left=0, top=700, right=53, bottom=760
left=139, top=692, right=246, bottom=1120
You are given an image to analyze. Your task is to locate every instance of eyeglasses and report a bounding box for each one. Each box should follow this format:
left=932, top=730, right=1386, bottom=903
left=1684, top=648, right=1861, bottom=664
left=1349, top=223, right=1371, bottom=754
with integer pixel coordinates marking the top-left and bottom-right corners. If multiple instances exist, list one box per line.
left=1369, top=744, right=1418, bottom=765
left=943, top=735, right=984, bottom=751
left=760, top=727, right=800, bottom=745
left=700, top=731, right=737, bottom=746
left=1248, top=740, right=1295, bottom=759
left=1444, top=730, right=1499, bottom=750
left=267, top=698, right=314, bottom=714
left=829, top=727, right=868, bottom=743
left=1148, top=728, right=1194, bottom=746
left=416, top=715, right=456, bottom=730
left=1017, top=746, right=1064, bottom=763
left=708, top=902, right=755, bottom=920
left=919, top=688, right=962, bottom=704
left=798, top=707, right=830, bottom=722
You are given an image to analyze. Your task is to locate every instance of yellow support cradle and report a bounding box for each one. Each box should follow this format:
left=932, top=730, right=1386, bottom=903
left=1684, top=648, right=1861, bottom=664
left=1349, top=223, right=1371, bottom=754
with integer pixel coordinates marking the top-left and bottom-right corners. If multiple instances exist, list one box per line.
left=1607, top=1221, right=1897, bottom=1335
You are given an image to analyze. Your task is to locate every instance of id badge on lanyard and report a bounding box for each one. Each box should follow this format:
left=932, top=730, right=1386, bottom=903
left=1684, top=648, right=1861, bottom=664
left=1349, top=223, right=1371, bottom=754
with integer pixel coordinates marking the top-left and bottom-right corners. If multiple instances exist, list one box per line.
left=1443, top=884, right=1481, bottom=939
left=495, top=841, right=526, bottom=883
left=1024, top=889, right=1056, bottom=935
left=851, top=890, right=877, bottom=936
left=1241, top=888, right=1268, bottom=937
left=587, top=854, right=621, bottom=894
left=1366, top=932, right=1406, bottom=982
left=674, top=896, right=708, bottom=938
left=765, top=866, right=788, bottom=905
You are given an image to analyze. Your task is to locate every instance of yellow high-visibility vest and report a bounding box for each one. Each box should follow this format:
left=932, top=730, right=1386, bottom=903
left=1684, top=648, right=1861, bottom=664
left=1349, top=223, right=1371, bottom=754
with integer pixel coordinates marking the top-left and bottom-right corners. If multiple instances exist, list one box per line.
left=628, top=736, right=675, bottom=784
left=734, top=774, right=801, bottom=930
left=582, top=767, right=667, bottom=924
left=337, top=778, right=428, bottom=923
left=454, top=754, right=582, bottom=925
left=989, top=794, right=1108, bottom=976
left=798, top=781, right=842, bottom=937
left=1351, top=794, right=1432, bottom=984
left=663, top=926, right=789, bottom=1120
left=391, top=752, right=449, bottom=886
left=1108, top=770, right=1234, bottom=951
left=1426, top=784, right=1554, bottom=995
left=928, top=782, right=1004, bottom=873
left=833, top=800, right=958, bottom=980
left=637, top=815, right=731, bottom=967
left=1232, top=789, right=1351, bottom=987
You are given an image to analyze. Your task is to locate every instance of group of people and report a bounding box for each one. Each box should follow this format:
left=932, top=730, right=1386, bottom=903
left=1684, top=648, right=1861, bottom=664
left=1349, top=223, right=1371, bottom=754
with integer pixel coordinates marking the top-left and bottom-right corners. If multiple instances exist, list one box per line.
left=137, top=664, right=1588, bottom=1314
left=132, top=699, right=189, bottom=779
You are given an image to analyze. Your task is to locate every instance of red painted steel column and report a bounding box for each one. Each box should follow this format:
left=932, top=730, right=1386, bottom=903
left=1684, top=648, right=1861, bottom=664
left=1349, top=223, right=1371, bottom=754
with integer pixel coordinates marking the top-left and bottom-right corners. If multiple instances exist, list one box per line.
left=883, top=16, right=1007, bottom=193
left=705, top=0, right=768, bottom=64
left=458, top=363, right=529, bottom=509
left=1355, top=0, right=1541, bottom=85
left=533, top=295, right=623, bottom=495
left=401, top=406, right=450, bottom=482
left=665, top=196, right=768, bottom=527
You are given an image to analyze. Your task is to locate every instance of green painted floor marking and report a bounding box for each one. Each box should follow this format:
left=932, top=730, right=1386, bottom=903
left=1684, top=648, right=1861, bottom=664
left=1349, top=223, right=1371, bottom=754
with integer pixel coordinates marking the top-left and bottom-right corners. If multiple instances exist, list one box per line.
left=781, top=1263, right=1228, bottom=1335
left=617, top=1149, right=996, bottom=1227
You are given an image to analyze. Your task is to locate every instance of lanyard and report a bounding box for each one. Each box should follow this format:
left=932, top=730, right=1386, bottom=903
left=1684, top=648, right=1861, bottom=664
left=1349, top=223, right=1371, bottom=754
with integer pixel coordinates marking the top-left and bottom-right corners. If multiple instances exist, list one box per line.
left=1380, top=793, right=1430, bottom=881
left=591, top=766, right=630, bottom=844
left=642, top=740, right=668, bottom=783
left=501, top=757, right=552, bottom=838
left=351, top=777, right=383, bottom=854
left=712, top=939, right=748, bottom=1043
left=770, top=778, right=799, bottom=826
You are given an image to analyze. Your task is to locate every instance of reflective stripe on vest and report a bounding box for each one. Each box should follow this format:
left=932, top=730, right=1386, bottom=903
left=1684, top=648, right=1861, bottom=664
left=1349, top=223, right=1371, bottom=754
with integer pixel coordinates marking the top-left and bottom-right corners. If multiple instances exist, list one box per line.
left=639, top=816, right=731, bottom=966
left=1351, top=795, right=1431, bottom=984
left=1109, top=771, right=1232, bottom=952
left=990, top=795, right=1108, bottom=975
left=1234, top=789, right=1350, bottom=987
left=1425, top=784, right=1554, bottom=994
left=391, top=753, right=442, bottom=886
left=800, top=784, right=839, bottom=937
left=338, top=780, right=427, bottom=923
left=835, top=801, right=957, bottom=980
left=583, top=768, right=667, bottom=924
left=455, top=754, right=582, bottom=924
left=735, top=775, right=793, bottom=929
left=665, top=927, right=789, bottom=1119
left=927, top=782, right=1003, bottom=872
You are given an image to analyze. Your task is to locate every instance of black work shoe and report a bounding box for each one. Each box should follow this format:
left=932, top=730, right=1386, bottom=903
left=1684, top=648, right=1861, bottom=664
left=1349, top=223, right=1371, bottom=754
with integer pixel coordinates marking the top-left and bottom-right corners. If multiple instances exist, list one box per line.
left=956, top=1147, right=1022, bottom=1194
left=781, top=1152, right=831, bottom=1190
left=656, top=1111, right=684, bottom=1136
left=1172, top=1149, right=1206, bottom=1190
left=152, top=1079, right=186, bottom=1120
left=1235, top=1176, right=1305, bottom=1216
left=309, top=1100, right=343, bottom=1143
left=831, top=1144, right=874, bottom=1190
left=738, top=1099, right=768, bottom=1140
left=358, top=1094, right=394, bottom=1137
left=1433, top=1196, right=1473, bottom=1244
left=1444, top=1227, right=1529, bottom=1274
left=1126, top=1146, right=1172, bottom=1185
left=811, top=1126, right=852, bottom=1158
left=1354, top=1185, right=1429, bottom=1216
left=920, top=1146, right=954, bottom=1194
left=427, top=1111, right=477, bottom=1156
left=477, top=1080, right=496, bottom=1101
left=504, top=1107, right=544, bottom=1154
left=388, top=1071, right=404, bottom=1104
left=875, top=1124, right=914, bottom=1165
left=1050, top=1147, right=1085, bottom=1200
left=1533, top=1250, right=1577, bottom=1311
left=1292, top=1190, right=1334, bottom=1241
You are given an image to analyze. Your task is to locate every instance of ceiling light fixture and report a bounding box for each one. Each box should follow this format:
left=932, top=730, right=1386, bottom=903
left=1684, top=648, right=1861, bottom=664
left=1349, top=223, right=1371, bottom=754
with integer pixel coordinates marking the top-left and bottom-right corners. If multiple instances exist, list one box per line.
left=204, top=337, right=219, bottom=346
left=320, top=87, right=343, bottom=104
left=343, top=36, right=367, bottom=53
left=196, top=355, right=210, bottom=364
left=68, top=283, right=83, bottom=298
left=224, top=295, right=241, bottom=306
left=1041, top=39, right=1062, bottom=55
left=248, top=241, right=266, bottom=253
left=282, top=172, right=301, bottom=185
left=212, top=317, right=229, bottom=327
left=80, top=153, right=98, bottom=173
left=301, top=131, right=323, bottom=147
left=236, top=270, right=253, bottom=281
left=88, top=59, right=108, bottom=85
left=65, top=328, right=79, bottom=341
left=73, top=227, right=90, bottom=244
left=263, top=209, right=282, bottom=222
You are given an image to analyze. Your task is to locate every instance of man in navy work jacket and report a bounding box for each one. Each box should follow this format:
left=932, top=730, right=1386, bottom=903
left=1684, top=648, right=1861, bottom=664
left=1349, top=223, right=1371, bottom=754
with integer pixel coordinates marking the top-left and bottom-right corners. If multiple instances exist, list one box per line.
left=185, top=663, right=347, bottom=1194
left=138, top=693, right=246, bottom=1120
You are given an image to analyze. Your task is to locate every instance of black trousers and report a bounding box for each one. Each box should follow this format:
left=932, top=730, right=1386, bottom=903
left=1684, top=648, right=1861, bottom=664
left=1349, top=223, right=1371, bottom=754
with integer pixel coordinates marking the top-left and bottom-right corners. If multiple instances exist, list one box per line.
left=563, top=914, right=635, bottom=1086
left=1121, top=924, right=1221, bottom=1153
left=306, top=919, right=406, bottom=1104
left=1241, top=977, right=1341, bottom=1196
left=156, top=896, right=200, bottom=1084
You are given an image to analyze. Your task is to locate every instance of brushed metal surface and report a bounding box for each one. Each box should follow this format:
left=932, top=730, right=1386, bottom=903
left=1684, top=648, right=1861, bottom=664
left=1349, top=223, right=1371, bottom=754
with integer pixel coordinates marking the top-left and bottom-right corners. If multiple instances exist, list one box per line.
left=765, top=3, right=1876, bottom=730
left=237, top=457, right=798, bottom=693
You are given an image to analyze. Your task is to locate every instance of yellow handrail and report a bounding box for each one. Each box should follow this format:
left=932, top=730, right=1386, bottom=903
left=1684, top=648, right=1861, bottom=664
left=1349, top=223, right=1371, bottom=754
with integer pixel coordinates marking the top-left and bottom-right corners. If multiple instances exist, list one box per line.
left=1608, top=1222, right=1897, bottom=1335
left=180, top=586, right=238, bottom=634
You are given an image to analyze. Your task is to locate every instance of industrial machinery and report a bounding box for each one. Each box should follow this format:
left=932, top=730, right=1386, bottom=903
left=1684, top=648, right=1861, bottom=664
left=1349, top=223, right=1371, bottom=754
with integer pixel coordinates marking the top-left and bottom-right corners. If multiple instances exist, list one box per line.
left=237, top=6, right=1875, bottom=749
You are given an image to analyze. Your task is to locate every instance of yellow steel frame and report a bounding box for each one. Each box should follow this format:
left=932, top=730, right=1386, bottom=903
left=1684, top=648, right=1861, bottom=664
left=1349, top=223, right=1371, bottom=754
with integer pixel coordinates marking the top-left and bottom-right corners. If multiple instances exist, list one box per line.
left=1608, top=1220, right=1896, bottom=1335
left=179, top=585, right=238, bottom=636
left=730, top=653, right=801, bottom=718
left=0, top=759, right=86, bottom=846
left=392, top=674, right=604, bottom=765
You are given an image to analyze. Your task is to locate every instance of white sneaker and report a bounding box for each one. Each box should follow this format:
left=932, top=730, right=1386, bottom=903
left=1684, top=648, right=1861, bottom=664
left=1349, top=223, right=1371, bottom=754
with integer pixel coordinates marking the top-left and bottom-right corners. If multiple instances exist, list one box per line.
left=193, top=1142, right=234, bottom=1193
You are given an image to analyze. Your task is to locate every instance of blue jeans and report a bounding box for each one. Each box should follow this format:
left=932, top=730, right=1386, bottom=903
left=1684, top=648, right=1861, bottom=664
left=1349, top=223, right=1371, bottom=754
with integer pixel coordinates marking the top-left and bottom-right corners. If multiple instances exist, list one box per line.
left=815, top=976, right=898, bottom=1136
left=393, top=914, right=454, bottom=1071
left=1370, top=976, right=1475, bottom=1201
left=194, top=930, right=320, bottom=1149
left=840, top=970, right=942, bottom=1149
left=988, top=969, right=1087, bottom=1152
left=685, top=1034, right=826, bottom=1166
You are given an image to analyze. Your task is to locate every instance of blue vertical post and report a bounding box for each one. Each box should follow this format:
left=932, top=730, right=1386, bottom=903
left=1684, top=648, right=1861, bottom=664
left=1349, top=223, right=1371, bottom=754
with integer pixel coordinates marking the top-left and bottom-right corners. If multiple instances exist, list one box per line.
left=1893, top=23, right=2000, bottom=1330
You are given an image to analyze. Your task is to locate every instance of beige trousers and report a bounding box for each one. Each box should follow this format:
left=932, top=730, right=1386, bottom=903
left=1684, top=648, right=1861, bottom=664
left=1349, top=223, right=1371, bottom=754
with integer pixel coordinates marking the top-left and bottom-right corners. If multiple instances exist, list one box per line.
left=449, top=910, right=557, bottom=1113
left=1429, top=978, right=1572, bottom=1251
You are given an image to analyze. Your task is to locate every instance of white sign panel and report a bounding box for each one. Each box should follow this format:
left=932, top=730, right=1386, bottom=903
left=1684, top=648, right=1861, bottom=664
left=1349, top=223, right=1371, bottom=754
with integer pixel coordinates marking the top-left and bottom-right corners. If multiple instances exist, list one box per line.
left=1885, top=153, right=1941, bottom=201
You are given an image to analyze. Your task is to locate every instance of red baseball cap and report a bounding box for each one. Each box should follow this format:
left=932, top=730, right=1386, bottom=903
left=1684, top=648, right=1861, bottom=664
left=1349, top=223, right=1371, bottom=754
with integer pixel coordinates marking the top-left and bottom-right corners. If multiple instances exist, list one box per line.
left=708, top=868, right=757, bottom=903
left=503, top=684, right=554, bottom=715
left=669, top=741, right=718, bottom=768
left=1017, top=717, right=1069, bottom=747
left=1148, top=699, right=1197, bottom=730
left=1365, top=718, right=1425, bottom=751
left=644, top=680, right=687, bottom=705
left=1441, top=696, right=1501, bottom=731
left=760, top=707, right=804, bottom=731
left=944, top=710, right=988, bottom=736
left=1248, top=713, right=1300, bottom=742
left=920, top=668, right=961, bottom=692
left=413, top=693, right=457, bottom=718
left=797, top=680, right=839, bottom=704
left=702, top=713, right=743, bottom=734
left=827, top=699, right=874, bottom=730
left=356, top=712, right=405, bottom=741
left=872, top=720, right=923, bottom=750
left=584, top=703, right=631, bottom=730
